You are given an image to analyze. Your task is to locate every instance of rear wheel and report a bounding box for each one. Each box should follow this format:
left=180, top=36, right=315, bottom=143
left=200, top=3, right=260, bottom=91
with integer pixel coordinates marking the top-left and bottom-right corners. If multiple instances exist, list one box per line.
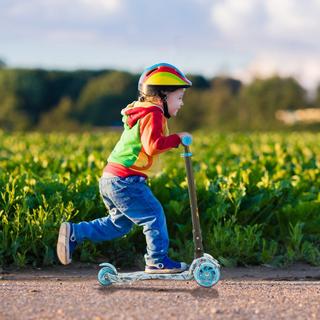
left=98, top=264, right=117, bottom=286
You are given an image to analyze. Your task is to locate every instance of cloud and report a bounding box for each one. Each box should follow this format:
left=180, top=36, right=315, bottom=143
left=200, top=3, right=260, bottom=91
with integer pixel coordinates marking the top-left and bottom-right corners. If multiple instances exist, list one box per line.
left=1, top=0, right=208, bottom=46
left=210, top=0, right=320, bottom=90
left=265, top=0, right=320, bottom=39
left=5, top=0, right=123, bottom=18
left=211, top=0, right=320, bottom=46
left=233, top=53, right=320, bottom=92
left=1, top=0, right=124, bottom=37
left=80, top=0, right=122, bottom=13
left=211, top=0, right=264, bottom=38
left=0, top=0, right=125, bottom=45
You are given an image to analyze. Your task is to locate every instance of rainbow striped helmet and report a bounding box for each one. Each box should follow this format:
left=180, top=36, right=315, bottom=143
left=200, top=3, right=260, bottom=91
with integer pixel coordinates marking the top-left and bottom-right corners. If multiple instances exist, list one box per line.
left=138, top=63, right=192, bottom=95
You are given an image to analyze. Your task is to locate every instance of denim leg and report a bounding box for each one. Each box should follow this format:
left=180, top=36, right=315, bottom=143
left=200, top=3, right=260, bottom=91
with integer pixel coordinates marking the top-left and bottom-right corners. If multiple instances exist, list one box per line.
left=107, top=176, right=169, bottom=265
left=73, top=181, right=133, bottom=244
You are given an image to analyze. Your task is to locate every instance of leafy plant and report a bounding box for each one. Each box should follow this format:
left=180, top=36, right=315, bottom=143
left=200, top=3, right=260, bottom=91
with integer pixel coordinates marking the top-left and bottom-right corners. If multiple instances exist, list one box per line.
left=0, top=131, right=319, bottom=268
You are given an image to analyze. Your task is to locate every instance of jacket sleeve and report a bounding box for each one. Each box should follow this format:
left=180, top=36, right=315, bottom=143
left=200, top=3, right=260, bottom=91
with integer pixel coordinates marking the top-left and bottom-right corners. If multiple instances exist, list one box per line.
left=139, top=110, right=181, bottom=156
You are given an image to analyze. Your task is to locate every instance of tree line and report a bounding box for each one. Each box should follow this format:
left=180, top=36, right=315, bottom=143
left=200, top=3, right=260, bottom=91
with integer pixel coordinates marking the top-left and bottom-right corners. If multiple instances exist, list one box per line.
left=0, top=67, right=319, bottom=132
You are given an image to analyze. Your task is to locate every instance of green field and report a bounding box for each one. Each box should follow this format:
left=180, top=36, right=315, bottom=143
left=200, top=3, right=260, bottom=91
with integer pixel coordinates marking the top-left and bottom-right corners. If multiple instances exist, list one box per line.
left=1, top=130, right=319, bottom=268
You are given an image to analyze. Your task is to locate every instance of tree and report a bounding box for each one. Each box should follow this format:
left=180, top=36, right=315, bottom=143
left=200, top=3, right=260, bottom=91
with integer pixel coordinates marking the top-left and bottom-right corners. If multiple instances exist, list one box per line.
left=75, top=71, right=138, bottom=126
left=0, top=58, right=6, bottom=68
left=44, top=69, right=109, bottom=108
left=0, top=68, right=110, bottom=130
left=171, top=76, right=242, bottom=131
left=171, top=89, right=207, bottom=131
left=0, top=69, right=47, bottom=126
left=187, top=75, right=210, bottom=90
left=237, top=76, right=307, bottom=130
left=204, top=77, right=242, bottom=130
left=38, top=97, right=80, bottom=131
left=0, top=94, right=30, bottom=130
left=314, top=84, right=320, bottom=107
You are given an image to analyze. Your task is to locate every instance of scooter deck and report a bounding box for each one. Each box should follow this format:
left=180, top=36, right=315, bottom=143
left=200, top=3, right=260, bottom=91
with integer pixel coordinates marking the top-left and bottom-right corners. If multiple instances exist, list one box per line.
left=106, top=270, right=193, bottom=284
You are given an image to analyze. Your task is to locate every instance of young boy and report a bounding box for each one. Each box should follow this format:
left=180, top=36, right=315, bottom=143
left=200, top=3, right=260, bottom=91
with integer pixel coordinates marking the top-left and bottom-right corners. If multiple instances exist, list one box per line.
left=57, top=62, right=192, bottom=273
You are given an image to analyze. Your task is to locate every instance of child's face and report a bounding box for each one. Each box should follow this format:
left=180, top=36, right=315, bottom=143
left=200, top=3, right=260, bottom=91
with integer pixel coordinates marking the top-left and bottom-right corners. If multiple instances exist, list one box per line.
left=166, top=89, right=185, bottom=117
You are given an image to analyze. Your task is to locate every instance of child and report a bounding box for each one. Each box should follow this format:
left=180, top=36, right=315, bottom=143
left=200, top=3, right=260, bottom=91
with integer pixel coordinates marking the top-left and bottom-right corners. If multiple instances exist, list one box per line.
left=57, top=62, right=192, bottom=273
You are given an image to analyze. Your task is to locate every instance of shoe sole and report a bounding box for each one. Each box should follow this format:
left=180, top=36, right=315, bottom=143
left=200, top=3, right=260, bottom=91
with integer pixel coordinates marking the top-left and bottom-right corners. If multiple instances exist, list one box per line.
left=56, top=222, right=71, bottom=265
left=144, top=269, right=186, bottom=274
left=145, top=263, right=189, bottom=274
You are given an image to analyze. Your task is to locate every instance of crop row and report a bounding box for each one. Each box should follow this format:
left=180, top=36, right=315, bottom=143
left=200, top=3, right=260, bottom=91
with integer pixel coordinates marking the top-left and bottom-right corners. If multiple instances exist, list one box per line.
left=0, top=131, right=319, bottom=268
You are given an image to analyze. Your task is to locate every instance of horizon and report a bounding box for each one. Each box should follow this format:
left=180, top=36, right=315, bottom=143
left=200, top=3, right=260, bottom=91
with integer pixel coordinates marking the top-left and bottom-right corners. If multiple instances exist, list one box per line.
left=1, top=64, right=318, bottom=99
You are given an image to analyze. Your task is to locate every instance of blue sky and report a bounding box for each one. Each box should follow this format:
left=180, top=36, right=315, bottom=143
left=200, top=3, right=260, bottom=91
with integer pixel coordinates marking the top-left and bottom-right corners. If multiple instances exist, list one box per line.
left=1, top=0, right=320, bottom=92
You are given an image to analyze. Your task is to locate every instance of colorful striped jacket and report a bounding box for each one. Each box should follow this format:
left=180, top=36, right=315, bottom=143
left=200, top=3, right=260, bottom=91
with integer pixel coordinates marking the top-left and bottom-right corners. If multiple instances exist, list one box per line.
left=104, top=101, right=181, bottom=178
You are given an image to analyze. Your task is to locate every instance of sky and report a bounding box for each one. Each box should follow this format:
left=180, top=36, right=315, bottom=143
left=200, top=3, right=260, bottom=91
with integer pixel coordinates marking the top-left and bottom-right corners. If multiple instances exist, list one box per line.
left=1, top=0, right=320, bottom=92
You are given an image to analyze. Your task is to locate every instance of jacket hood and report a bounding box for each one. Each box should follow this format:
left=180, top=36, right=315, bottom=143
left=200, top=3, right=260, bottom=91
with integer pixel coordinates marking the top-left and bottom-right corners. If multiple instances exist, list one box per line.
left=121, top=101, right=164, bottom=128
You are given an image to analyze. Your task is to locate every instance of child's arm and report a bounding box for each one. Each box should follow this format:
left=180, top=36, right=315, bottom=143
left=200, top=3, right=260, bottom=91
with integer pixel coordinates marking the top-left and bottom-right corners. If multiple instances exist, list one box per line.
left=140, top=110, right=181, bottom=156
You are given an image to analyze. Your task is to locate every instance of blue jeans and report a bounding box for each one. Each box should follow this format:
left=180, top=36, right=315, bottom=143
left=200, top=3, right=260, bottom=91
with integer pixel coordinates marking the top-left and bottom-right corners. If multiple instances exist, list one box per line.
left=73, top=176, right=169, bottom=265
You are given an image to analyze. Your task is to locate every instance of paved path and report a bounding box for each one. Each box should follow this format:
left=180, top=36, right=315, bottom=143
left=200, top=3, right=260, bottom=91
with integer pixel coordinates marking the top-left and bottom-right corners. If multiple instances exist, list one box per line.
left=1, top=264, right=319, bottom=319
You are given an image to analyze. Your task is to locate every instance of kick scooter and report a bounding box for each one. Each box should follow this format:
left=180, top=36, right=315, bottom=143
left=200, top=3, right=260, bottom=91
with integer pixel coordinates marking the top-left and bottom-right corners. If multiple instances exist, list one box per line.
left=97, top=136, right=220, bottom=288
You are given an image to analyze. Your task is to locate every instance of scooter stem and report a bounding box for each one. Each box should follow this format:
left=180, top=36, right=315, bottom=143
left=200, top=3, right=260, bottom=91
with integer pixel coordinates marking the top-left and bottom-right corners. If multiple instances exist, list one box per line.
left=181, top=137, right=204, bottom=259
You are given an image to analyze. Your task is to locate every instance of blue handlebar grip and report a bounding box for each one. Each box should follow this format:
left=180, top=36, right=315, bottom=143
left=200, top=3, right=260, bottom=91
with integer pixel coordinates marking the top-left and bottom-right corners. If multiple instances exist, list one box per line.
left=181, top=135, right=192, bottom=146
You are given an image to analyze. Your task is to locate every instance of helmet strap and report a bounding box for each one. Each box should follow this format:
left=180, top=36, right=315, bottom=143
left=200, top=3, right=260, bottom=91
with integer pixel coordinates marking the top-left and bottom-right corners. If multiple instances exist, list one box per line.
left=163, top=100, right=171, bottom=119
left=159, top=93, right=171, bottom=119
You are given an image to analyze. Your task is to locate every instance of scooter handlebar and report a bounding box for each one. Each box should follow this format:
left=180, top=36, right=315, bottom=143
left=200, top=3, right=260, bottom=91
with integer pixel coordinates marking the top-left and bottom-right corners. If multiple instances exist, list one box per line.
left=181, top=135, right=192, bottom=146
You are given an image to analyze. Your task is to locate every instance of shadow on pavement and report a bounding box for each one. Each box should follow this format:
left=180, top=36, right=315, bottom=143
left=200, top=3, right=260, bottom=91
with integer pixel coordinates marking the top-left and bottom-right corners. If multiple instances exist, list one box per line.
left=97, top=284, right=219, bottom=299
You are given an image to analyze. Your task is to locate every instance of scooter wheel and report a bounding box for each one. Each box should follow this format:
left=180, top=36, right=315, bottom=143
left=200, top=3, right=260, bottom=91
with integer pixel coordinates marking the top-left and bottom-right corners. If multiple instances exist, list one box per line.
left=193, top=262, right=220, bottom=288
left=203, top=254, right=220, bottom=267
left=98, top=263, right=118, bottom=275
left=98, top=266, right=117, bottom=286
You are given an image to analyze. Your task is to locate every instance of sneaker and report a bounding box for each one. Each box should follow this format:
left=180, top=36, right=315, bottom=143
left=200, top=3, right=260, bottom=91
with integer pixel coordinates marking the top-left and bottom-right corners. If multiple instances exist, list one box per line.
left=56, top=222, right=77, bottom=265
left=145, top=256, right=188, bottom=274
